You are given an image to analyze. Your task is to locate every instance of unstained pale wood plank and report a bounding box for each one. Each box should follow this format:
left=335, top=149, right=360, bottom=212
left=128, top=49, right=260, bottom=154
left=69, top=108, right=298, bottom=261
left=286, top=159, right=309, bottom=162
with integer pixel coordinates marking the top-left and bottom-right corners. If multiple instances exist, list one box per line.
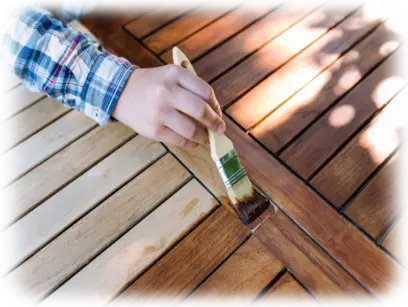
left=143, top=7, right=233, bottom=54
left=0, top=123, right=133, bottom=230
left=311, top=86, right=407, bottom=207
left=115, top=206, right=250, bottom=304
left=258, top=272, right=314, bottom=302
left=227, top=5, right=389, bottom=129
left=0, top=112, right=96, bottom=190
left=160, top=4, right=272, bottom=63
left=251, top=16, right=404, bottom=152
left=0, top=154, right=190, bottom=304
left=0, top=98, right=70, bottom=155
left=344, top=153, right=399, bottom=239
left=0, top=136, right=165, bottom=274
left=187, top=236, right=284, bottom=303
left=281, top=46, right=406, bottom=179
left=43, top=180, right=218, bottom=306
left=0, top=70, right=21, bottom=94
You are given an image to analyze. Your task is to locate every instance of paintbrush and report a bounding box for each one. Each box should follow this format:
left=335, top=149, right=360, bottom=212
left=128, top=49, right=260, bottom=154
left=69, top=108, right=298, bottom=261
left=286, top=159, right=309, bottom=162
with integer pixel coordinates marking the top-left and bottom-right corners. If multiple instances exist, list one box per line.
left=172, top=47, right=274, bottom=231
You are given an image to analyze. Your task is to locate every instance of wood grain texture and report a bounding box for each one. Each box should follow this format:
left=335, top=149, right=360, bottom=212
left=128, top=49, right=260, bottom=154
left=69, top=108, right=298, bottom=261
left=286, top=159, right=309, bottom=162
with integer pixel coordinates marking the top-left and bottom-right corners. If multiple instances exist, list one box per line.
left=311, top=86, right=406, bottom=207
left=344, top=153, right=398, bottom=239
left=194, top=2, right=322, bottom=82
left=160, top=4, right=271, bottom=63
left=223, top=116, right=401, bottom=297
left=382, top=213, right=407, bottom=264
left=1, top=85, right=45, bottom=123
left=254, top=209, right=368, bottom=300
left=281, top=46, right=406, bottom=179
left=0, top=98, right=70, bottom=155
left=258, top=272, right=314, bottom=302
left=43, top=180, right=217, bottom=306
left=0, top=123, right=133, bottom=230
left=251, top=17, right=404, bottom=152
left=0, top=112, right=96, bottom=190
left=143, top=7, right=232, bottom=54
left=187, top=236, right=283, bottom=302
left=115, top=206, right=250, bottom=303
left=0, top=154, right=190, bottom=304
left=125, top=5, right=192, bottom=38
left=0, top=136, right=165, bottom=275
left=227, top=5, right=387, bottom=129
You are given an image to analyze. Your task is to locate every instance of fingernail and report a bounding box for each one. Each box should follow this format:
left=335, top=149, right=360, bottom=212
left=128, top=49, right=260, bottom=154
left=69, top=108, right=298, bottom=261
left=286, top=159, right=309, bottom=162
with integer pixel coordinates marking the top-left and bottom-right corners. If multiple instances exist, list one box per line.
left=217, top=121, right=226, bottom=134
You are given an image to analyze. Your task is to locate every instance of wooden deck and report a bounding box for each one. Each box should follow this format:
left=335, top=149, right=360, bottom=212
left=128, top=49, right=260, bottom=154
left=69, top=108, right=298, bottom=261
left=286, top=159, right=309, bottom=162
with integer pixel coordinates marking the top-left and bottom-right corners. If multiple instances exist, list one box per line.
left=0, top=2, right=406, bottom=305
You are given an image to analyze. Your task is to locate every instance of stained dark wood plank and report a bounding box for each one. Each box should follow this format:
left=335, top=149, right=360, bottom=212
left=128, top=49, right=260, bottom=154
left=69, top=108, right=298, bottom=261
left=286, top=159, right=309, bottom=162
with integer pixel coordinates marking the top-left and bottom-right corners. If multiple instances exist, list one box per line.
left=344, top=153, right=399, bottom=239
left=193, top=2, right=323, bottom=82
left=143, top=7, right=232, bottom=54
left=281, top=46, right=406, bottom=179
left=125, top=5, right=193, bottom=38
left=160, top=4, right=271, bottom=63
left=115, top=206, right=250, bottom=303
left=227, top=5, right=389, bottom=129
left=188, top=236, right=283, bottom=302
left=258, top=272, right=314, bottom=302
left=311, top=86, right=406, bottom=207
left=223, top=116, right=401, bottom=297
left=382, top=213, right=407, bottom=264
left=251, top=17, right=404, bottom=152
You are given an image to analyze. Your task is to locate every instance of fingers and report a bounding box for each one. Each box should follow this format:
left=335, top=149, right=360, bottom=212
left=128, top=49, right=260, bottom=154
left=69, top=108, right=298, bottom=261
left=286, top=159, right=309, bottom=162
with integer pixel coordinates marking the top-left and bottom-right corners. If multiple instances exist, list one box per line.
left=172, top=86, right=226, bottom=134
left=163, top=110, right=208, bottom=144
left=157, top=126, right=199, bottom=148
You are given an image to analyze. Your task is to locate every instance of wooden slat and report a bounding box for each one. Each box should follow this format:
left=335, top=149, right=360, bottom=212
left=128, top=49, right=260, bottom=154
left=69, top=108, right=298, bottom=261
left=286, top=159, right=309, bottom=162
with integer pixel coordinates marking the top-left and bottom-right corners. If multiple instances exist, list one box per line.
left=223, top=116, right=401, bottom=297
left=160, top=4, right=272, bottom=63
left=0, top=98, right=70, bottom=155
left=311, top=86, right=407, bottom=207
left=251, top=17, right=404, bottom=152
left=43, top=180, right=218, bottom=306
left=187, top=236, right=284, bottom=302
left=0, top=70, right=20, bottom=94
left=125, top=5, right=193, bottom=38
left=344, top=153, right=398, bottom=238
left=1, top=85, right=45, bottom=123
left=227, top=5, right=388, bottom=129
left=0, top=136, right=165, bottom=274
left=258, top=272, right=314, bottom=302
left=194, top=1, right=322, bottom=82
left=0, top=154, right=190, bottom=304
left=281, top=46, right=406, bottom=179
left=0, top=112, right=96, bottom=190
left=115, top=206, right=250, bottom=304
left=143, top=7, right=233, bottom=54
left=0, top=123, right=133, bottom=230
left=382, top=213, right=407, bottom=263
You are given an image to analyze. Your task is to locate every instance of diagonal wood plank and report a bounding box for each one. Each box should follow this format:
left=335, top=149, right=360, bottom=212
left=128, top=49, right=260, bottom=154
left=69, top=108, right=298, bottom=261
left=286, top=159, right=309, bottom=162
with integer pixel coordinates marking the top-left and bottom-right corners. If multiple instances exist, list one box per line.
left=0, top=98, right=70, bottom=155
left=311, top=86, right=407, bottom=207
left=42, top=180, right=218, bottom=306
left=382, top=213, right=407, bottom=264
left=0, top=123, right=133, bottom=230
left=0, top=112, right=96, bottom=190
left=160, top=4, right=272, bottom=63
left=223, top=116, right=401, bottom=297
left=125, top=5, right=194, bottom=38
left=227, top=5, right=391, bottom=129
left=0, top=154, right=190, bottom=305
left=281, top=45, right=406, bottom=179
left=257, top=272, right=315, bottom=302
left=251, top=16, right=405, bottom=152
left=1, top=85, right=45, bottom=123
left=193, top=1, right=323, bottom=82
left=0, top=70, right=21, bottom=95
left=114, top=206, right=250, bottom=304
left=187, top=236, right=284, bottom=303
left=0, top=136, right=165, bottom=274
left=344, top=153, right=399, bottom=239
left=143, top=7, right=233, bottom=54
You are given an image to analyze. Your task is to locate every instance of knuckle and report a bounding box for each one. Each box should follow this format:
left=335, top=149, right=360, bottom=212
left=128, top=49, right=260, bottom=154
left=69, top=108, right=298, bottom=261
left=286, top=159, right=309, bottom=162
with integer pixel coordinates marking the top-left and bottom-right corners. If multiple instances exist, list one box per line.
left=184, top=122, right=196, bottom=139
left=202, top=84, right=212, bottom=101
left=194, top=101, right=206, bottom=119
left=156, top=84, right=169, bottom=99
left=166, top=64, right=180, bottom=78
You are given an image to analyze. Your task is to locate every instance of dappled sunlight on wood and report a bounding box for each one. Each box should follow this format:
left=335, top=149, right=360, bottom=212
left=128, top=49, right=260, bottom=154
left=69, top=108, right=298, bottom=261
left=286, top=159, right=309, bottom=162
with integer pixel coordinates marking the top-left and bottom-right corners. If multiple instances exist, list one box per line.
left=333, top=67, right=362, bottom=95
left=379, top=40, right=400, bottom=56
left=328, top=104, right=356, bottom=128
left=371, top=76, right=406, bottom=107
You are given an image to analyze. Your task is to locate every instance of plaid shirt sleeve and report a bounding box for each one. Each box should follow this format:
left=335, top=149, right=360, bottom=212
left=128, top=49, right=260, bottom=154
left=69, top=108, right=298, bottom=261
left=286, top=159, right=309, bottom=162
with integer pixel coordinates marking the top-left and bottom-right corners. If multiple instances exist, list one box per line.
left=1, top=6, right=136, bottom=126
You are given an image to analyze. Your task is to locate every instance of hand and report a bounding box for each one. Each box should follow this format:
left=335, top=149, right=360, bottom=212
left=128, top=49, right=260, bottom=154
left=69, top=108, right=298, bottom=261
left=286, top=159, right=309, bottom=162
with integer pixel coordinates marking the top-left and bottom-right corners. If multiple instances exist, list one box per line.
left=112, top=65, right=225, bottom=148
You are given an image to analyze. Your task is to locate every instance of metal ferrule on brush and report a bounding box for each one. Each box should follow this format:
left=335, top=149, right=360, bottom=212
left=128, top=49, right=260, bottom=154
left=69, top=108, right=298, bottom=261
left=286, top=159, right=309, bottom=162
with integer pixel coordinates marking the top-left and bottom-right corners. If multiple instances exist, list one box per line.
left=215, top=149, right=247, bottom=189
